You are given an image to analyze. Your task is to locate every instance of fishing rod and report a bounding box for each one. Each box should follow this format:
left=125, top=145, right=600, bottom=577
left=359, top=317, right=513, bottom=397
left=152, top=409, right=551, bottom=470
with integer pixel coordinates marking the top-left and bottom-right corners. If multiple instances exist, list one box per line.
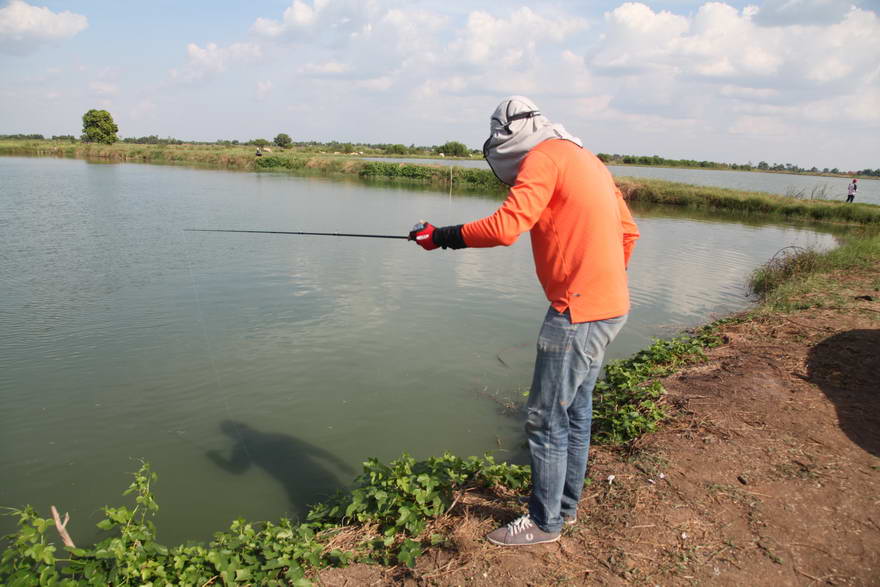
left=184, top=228, right=410, bottom=240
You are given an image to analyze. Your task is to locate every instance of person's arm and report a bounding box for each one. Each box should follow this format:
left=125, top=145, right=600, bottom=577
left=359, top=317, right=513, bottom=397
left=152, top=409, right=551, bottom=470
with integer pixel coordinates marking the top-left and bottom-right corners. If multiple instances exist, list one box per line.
left=461, top=150, right=558, bottom=247
left=615, top=186, right=639, bottom=268
left=410, top=151, right=557, bottom=250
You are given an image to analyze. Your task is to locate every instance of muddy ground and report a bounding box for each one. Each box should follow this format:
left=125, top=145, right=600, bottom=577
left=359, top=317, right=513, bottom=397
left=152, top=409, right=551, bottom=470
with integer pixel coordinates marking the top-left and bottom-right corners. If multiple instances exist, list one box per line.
left=318, top=268, right=880, bottom=586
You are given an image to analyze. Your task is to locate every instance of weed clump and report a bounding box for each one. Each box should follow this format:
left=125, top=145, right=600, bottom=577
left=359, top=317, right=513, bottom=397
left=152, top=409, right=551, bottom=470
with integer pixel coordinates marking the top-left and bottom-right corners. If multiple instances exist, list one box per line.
left=749, top=233, right=880, bottom=308
left=749, top=246, right=822, bottom=298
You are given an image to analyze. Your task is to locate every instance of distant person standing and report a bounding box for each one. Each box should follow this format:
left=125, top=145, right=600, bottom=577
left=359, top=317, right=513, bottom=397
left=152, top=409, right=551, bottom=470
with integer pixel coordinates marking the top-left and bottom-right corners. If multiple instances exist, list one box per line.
left=846, top=179, right=858, bottom=203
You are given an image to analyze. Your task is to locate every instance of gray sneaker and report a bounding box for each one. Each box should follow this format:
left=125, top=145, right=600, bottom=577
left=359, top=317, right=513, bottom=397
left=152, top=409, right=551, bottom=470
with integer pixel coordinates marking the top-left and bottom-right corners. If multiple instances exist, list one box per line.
left=486, top=515, right=561, bottom=546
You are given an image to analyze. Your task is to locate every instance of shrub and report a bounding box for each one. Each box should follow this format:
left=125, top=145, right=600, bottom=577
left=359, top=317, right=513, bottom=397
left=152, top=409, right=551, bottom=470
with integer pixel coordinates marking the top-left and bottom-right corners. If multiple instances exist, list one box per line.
left=274, top=133, right=293, bottom=149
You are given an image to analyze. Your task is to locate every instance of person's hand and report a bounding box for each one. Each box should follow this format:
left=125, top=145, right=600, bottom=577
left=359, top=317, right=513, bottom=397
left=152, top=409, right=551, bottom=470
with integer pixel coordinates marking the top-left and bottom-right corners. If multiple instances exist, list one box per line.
left=409, top=221, right=438, bottom=251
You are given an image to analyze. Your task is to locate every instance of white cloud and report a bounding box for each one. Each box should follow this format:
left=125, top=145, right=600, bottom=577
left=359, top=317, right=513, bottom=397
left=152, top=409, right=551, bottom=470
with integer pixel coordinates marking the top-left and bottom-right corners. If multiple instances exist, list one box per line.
left=299, top=60, right=350, bottom=75
left=414, top=76, right=469, bottom=99
left=256, top=80, right=273, bottom=99
left=169, top=42, right=262, bottom=82
left=575, top=95, right=613, bottom=116
left=89, top=81, right=118, bottom=96
left=561, top=49, right=585, bottom=67
left=592, top=2, right=879, bottom=88
left=592, top=2, right=688, bottom=70
left=449, top=7, right=587, bottom=67
left=586, top=1, right=880, bottom=147
left=728, top=115, right=790, bottom=136
left=719, top=85, right=780, bottom=99
left=252, top=0, right=381, bottom=41
left=355, top=76, right=393, bottom=91
left=0, top=0, right=87, bottom=55
left=129, top=99, right=157, bottom=121
left=378, top=9, right=447, bottom=56
left=253, top=0, right=318, bottom=36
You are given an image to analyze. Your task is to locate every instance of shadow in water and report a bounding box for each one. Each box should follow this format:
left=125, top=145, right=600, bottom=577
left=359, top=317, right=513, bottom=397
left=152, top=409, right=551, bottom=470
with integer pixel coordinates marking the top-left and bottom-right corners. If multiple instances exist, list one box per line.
left=806, top=329, right=880, bottom=457
left=206, top=420, right=355, bottom=518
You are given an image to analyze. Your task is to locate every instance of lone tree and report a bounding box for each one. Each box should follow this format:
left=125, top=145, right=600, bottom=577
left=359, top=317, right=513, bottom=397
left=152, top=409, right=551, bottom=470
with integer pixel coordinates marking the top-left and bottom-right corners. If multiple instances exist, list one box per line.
left=273, top=133, right=292, bottom=148
left=81, top=109, right=119, bottom=144
left=436, top=141, right=469, bottom=157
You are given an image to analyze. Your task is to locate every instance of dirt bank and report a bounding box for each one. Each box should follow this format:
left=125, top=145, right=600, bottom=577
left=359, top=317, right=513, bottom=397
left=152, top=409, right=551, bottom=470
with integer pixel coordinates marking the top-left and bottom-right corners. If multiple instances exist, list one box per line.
left=318, top=265, right=880, bottom=586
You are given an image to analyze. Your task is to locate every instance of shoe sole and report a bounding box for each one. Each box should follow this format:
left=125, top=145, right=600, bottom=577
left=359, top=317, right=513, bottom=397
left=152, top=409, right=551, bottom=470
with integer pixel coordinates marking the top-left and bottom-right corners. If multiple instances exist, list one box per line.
left=487, top=534, right=561, bottom=546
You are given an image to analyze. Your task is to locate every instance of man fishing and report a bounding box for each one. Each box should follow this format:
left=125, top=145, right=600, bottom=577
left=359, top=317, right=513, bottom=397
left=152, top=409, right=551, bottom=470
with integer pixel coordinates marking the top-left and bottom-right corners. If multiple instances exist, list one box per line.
left=409, top=96, right=639, bottom=546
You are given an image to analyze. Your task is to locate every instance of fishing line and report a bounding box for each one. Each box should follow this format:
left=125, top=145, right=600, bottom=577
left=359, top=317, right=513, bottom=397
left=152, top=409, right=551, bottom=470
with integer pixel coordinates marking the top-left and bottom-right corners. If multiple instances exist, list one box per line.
left=181, top=228, right=253, bottom=460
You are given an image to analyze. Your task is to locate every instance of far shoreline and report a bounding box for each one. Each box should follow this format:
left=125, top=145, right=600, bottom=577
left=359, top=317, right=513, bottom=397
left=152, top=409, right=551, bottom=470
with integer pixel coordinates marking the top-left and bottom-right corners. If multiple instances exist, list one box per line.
left=1, top=138, right=875, bottom=181
left=3, top=142, right=879, bottom=226
left=358, top=153, right=877, bottom=181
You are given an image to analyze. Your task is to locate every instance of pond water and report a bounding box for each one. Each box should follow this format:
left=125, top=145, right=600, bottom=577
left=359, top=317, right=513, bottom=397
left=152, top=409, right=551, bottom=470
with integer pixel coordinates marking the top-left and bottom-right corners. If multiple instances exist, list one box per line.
left=0, top=156, right=841, bottom=544
left=365, top=157, right=879, bottom=205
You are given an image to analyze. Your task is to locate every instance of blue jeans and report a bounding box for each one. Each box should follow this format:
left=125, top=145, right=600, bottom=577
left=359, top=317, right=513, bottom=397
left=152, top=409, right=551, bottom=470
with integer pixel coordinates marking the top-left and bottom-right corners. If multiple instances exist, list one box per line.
left=526, top=308, right=627, bottom=532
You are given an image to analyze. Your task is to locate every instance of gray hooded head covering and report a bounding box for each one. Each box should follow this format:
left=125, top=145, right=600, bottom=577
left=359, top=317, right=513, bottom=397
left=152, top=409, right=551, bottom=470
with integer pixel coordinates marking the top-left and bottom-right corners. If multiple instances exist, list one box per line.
left=483, top=96, right=582, bottom=186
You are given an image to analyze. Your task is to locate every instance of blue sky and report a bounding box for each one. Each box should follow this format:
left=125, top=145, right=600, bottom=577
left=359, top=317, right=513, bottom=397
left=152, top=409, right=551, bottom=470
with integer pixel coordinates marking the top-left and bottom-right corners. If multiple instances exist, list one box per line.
left=1, top=0, right=878, bottom=169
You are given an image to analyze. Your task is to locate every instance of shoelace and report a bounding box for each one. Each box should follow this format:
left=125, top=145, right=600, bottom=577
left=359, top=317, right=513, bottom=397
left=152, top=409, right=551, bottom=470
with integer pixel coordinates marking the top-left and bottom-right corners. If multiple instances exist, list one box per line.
left=506, top=515, right=534, bottom=535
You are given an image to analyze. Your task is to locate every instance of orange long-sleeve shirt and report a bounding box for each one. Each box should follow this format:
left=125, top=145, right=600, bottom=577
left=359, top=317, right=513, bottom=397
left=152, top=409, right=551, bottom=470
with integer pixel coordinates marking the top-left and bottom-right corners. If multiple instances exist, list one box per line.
left=462, top=139, right=639, bottom=323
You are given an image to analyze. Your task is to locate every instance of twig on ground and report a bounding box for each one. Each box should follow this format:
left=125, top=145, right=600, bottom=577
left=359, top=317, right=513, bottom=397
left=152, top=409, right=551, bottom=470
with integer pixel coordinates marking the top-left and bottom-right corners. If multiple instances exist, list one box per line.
left=793, top=567, right=824, bottom=583
left=51, top=505, right=75, bottom=548
left=417, top=559, right=457, bottom=580
left=444, top=487, right=473, bottom=516
left=791, top=542, right=834, bottom=557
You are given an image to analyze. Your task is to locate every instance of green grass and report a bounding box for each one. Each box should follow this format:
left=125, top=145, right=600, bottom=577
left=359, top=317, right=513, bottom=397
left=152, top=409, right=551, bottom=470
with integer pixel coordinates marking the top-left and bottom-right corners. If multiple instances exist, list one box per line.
left=749, top=232, right=880, bottom=311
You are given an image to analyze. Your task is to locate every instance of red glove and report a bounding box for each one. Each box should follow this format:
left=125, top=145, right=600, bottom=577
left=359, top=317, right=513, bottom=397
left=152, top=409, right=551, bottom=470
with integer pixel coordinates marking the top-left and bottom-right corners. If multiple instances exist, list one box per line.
left=409, top=221, right=439, bottom=251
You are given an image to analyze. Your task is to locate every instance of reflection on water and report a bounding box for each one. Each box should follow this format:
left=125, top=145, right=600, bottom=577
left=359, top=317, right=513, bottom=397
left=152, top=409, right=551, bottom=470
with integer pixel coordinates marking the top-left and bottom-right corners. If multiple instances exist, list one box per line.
left=0, top=156, right=848, bottom=543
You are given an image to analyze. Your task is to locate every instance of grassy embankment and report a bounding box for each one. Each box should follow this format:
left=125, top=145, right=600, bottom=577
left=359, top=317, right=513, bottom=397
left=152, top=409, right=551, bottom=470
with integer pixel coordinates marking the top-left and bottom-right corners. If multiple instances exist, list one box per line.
left=616, top=177, right=880, bottom=225
left=0, top=140, right=281, bottom=170
left=3, top=140, right=879, bottom=225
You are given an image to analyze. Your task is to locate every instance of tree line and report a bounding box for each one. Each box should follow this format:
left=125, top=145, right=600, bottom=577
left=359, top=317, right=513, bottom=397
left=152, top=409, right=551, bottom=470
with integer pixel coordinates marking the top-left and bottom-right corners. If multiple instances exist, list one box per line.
left=231, top=138, right=476, bottom=157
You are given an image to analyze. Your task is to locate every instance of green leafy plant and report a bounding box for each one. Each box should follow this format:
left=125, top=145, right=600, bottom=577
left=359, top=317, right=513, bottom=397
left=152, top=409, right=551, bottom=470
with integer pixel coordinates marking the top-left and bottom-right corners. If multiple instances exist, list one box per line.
left=307, top=453, right=528, bottom=565
left=1, top=455, right=530, bottom=584
left=592, top=325, right=725, bottom=444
